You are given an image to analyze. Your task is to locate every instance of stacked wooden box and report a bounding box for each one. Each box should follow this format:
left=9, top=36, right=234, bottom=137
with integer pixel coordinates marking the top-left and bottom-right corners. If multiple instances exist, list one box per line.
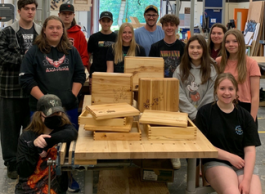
left=139, top=110, right=197, bottom=141
left=78, top=103, right=141, bottom=141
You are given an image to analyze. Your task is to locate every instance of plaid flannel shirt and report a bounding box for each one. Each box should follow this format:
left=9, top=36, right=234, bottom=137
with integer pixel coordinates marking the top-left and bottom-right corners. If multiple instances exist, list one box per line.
left=0, top=21, right=41, bottom=98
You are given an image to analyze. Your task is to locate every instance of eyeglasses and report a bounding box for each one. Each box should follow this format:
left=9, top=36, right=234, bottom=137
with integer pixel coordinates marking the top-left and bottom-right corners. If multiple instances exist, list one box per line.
left=145, top=14, right=158, bottom=18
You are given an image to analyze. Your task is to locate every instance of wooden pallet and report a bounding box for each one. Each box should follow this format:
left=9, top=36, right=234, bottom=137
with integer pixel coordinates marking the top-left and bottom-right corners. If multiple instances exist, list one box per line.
left=124, top=56, right=164, bottom=91
left=91, top=72, right=133, bottom=105
left=86, top=103, right=140, bottom=120
left=84, top=117, right=134, bottom=132
left=78, top=110, right=126, bottom=126
left=138, top=78, right=179, bottom=112
left=145, top=119, right=197, bottom=141
left=93, top=122, right=141, bottom=141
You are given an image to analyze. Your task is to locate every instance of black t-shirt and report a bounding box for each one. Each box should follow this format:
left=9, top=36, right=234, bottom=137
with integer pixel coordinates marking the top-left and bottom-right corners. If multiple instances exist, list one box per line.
left=149, top=39, right=185, bottom=78
left=106, top=45, right=146, bottom=73
left=19, top=25, right=35, bottom=51
left=87, top=32, right=117, bottom=77
left=196, top=103, right=261, bottom=166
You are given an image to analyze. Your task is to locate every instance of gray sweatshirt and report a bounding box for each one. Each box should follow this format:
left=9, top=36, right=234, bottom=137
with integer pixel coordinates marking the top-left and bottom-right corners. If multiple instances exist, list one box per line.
left=173, top=63, right=217, bottom=120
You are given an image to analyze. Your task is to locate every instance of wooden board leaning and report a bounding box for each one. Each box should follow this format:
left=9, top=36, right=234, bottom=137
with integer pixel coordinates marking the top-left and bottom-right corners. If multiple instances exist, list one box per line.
left=138, top=78, right=179, bottom=112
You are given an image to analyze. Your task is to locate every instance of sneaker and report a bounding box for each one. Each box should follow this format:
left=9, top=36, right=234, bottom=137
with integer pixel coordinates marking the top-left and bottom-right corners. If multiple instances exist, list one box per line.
left=171, top=158, right=181, bottom=169
left=68, top=174, right=80, bottom=193
left=7, top=162, right=18, bottom=179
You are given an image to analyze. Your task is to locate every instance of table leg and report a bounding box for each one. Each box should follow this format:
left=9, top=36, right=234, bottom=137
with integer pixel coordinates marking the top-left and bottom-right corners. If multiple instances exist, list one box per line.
left=185, top=158, right=196, bottom=194
left=84, top=170, right=93, bottom=194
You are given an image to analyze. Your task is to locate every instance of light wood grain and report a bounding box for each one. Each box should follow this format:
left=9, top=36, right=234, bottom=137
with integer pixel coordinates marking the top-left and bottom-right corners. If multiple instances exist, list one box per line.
left=74, top=95, right=217, bottom=163
left=97, top=168, right=169, bottom=194
left=84, top=117, right=134, bottom=132
left=93, top=122, right=141, bottom=141
left=138, top=78, right=179, bottom=112
left=79, top=110, right=126, bottom=126
left=124, top=57, right=164, bottom=91
left=91, top=72, right=133, bottom=105
left=59, top=143, right=67, bottom=165
left=68, top=141, right=75, bottom=164
left=146, top=119, right=197, bottom=141
left=86, top=103, right=140, bottom=120
left=139, top=110, right=188, bottom=127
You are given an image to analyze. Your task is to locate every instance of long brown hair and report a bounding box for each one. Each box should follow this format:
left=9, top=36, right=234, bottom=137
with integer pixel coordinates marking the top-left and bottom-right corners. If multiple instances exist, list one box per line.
left=113, top=23, right=139, bottom=64
left=35, top=16, right=72, bottom=54
left=25, top=111, right=72, bottom=135
left=219, top=29, right=247, bottom=83
left=214, top=73, right=238, bottom=103
left=207, top=23, right=227, bottom=56
left=179, top=35, right=215, bottom=84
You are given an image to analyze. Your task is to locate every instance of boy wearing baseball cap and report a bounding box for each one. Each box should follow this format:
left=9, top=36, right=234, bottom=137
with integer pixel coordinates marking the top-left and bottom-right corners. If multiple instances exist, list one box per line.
left=87, top=11, right=117, bottom=86
left=58, top=4, right=89, bottom=68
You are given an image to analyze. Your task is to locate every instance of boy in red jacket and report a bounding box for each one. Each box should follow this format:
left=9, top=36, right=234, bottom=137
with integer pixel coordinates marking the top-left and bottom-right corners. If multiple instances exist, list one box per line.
left=59, top=3, right=89, bottom=67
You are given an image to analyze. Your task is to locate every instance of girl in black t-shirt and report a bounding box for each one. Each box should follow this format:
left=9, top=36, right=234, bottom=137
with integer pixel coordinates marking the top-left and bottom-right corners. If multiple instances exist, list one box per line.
left=196, top=73, right=262, bottom=194
left=106, top=23, right=145, bottom=73
left=15, top=94, right=78, bottom=194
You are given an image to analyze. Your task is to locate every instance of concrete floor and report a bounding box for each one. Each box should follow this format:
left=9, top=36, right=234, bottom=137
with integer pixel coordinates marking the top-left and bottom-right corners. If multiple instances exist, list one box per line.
left=1, top=81, right=265, bottom=193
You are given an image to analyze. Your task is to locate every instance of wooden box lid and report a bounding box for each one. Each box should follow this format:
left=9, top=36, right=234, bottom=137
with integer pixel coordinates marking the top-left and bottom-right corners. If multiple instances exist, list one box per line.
left=124, top=56, right=164, bottom=91
left=139, top=110, right=188, bottom=127
left=86, top=103, right=140, bottom=120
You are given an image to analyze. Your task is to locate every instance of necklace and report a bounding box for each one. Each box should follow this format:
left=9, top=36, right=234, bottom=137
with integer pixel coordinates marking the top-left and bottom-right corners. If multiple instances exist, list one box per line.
left=163, top=40, right=175, bottom=47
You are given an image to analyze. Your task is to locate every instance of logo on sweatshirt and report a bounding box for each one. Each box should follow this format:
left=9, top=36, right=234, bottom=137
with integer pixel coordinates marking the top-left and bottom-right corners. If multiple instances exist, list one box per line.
left=46, top=55, right=65, bottom=68
left=235, top=125, right=243, bottom=135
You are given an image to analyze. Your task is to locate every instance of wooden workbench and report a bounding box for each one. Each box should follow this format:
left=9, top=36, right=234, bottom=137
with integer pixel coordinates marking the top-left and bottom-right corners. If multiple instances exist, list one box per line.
left=74, top=95, right=217, bottom=194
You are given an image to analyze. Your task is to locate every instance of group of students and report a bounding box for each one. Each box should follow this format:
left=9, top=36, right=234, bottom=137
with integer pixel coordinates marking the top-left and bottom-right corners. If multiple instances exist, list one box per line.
left=0, top=0, right=263, bottom=193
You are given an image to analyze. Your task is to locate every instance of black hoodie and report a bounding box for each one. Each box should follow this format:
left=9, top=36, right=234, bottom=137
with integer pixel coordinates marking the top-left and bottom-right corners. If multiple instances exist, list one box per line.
left=20, top=45, right=86, bottom=111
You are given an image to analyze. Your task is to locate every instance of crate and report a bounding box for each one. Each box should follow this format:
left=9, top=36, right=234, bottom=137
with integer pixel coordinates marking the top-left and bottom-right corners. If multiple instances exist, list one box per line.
left=93, top=122, right=141, bottom=141
left=91, top=72, right=133, bottom=105
left=145, top=119, right=197, bottom=141
left=78, top=110, right=126, bottom=126
left=84, top=117, right=134, bottom=132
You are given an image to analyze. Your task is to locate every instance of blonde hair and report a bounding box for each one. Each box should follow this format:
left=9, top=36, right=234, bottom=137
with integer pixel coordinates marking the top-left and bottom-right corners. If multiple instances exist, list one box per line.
left=219, top=29, right=247, bottom=83
left=113, top=23, right=139, bottom=64
left=25, top=111, right=72, bottom=135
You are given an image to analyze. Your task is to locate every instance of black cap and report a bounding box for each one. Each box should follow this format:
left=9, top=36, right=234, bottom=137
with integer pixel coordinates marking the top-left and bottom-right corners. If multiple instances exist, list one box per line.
left=100, top=11, right=113, bottom=20
left=59, top=4, right=74, bottom=13
left=37, top=94, right=65, bottom=117
left=144, top=5, right=158, bottom=14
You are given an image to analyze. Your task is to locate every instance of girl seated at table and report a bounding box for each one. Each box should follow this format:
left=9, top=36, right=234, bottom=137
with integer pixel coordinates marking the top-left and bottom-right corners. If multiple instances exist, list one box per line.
left=216, top=29, right=260, bottom=126
left=196, top=73, right=262, bottom=194
left=106, top=23, right=146, bottom=73
left=15, top=94, right=78, bottom=194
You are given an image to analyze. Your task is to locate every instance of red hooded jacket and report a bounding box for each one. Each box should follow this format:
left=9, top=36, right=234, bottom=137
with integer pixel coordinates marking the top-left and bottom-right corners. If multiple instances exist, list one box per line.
left=67, top=25, right=89, bottom=66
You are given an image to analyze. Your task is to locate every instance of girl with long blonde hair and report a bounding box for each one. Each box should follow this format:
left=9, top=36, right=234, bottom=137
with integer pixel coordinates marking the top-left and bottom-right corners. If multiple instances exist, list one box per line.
left=106, top=23, right=146, bottom=72
left=216, top=29, right=260, bottom=125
